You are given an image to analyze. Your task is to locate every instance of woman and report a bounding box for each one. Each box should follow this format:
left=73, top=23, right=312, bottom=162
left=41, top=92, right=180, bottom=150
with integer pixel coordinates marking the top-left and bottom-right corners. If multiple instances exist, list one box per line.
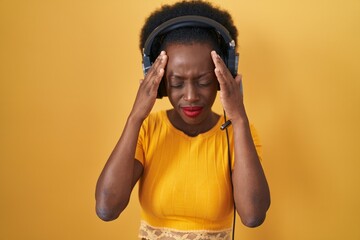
left=95, top=1, right=270, bottom=239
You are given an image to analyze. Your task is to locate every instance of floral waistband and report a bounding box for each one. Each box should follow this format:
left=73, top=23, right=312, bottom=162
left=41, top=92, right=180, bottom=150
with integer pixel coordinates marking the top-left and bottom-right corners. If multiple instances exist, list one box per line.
left=139, top=220, right=232, bottom=240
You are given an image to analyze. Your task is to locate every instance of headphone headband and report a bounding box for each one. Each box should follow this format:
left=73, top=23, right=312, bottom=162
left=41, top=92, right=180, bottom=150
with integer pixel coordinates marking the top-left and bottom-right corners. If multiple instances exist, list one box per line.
left=142, top=15, right=239, bottom=98
left=143, top=15, right=234, bottom=56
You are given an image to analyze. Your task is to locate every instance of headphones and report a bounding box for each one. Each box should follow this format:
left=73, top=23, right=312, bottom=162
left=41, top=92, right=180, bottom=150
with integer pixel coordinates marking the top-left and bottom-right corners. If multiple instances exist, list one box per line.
left=142, top=15, right=239, bottom=98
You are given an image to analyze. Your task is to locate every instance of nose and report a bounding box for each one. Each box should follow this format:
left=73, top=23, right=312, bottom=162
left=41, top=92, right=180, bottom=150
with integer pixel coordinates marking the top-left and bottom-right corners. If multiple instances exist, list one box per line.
left=183, top=83, right=200, bottom=102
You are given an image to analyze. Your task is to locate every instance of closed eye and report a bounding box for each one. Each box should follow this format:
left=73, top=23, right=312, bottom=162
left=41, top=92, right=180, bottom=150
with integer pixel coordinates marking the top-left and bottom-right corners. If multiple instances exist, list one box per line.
left=169, top=81, right=184, bottom=88
left=197, top=72, right=216, bottom=87
left=198, top=81, right=212, bottom=87
left=198, top=79, right=214, bottom=87
left=170, top=84, right=183, bottom=88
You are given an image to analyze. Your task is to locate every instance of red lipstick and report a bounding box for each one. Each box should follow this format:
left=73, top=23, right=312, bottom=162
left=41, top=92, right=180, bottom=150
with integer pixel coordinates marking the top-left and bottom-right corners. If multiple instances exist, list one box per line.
left=181, top=106, right=203, bottom=118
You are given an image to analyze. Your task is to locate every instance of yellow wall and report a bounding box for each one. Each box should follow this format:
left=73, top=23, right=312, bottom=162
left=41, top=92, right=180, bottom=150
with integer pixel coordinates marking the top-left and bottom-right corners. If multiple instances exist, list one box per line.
left=1, top=0, right=359, bottom=239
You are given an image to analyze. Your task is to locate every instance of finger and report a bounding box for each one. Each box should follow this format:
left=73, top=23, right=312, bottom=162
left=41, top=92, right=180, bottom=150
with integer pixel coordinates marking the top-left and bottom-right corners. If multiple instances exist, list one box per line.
left=140, top=68, right=165, bottom=96
left=211, top=51, right=226, bottom=69
left=142, top=67, right=166, bottom=98
left=211, top=51, right=234, bottom=85
left=153, top=52, right=167, bottom=85
left=145, top=51, right=166, bottom=77
left=211, top=51, right=226, bottom=86
left=214, top=64, right=234, bottom=92
left=144, top=51, right=167, bottom=86
left=211, top=51, right=231, bottom=73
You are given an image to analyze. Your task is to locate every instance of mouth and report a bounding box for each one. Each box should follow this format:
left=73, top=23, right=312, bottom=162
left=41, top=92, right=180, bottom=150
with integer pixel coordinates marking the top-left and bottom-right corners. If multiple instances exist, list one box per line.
left=181, top=106, right=203, bottom=118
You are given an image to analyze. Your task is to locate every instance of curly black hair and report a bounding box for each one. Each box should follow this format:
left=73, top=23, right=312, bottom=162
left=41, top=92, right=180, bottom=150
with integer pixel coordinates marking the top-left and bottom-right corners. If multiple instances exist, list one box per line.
left=139, top=0, right=238, bottom=56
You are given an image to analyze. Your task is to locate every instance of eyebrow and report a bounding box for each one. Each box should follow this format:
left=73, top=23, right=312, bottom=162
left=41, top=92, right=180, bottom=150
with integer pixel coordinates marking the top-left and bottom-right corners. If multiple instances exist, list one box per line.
left=169, top=71, right=214, bottom=80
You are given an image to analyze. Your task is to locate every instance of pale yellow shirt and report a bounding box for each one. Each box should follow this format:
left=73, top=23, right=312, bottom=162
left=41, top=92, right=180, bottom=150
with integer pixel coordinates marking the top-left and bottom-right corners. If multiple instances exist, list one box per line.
left=135, top=110, right=262, bottom=231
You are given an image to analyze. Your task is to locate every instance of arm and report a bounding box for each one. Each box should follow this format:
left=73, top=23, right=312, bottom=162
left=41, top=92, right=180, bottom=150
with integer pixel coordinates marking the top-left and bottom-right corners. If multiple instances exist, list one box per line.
left=95, top=51, right=168, bottom=221
left=95, top=117, right=144, bottom=221
left=211, top=51, right=270, bottom=227
left=231, top=116, right=270, bottom=227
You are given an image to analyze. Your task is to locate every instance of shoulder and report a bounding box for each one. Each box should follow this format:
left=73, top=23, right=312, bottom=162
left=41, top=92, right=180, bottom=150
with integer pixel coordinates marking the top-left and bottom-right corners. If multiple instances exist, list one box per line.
left=141, top=110, right=167, bottom=132
left=144, top=110, right=166, bottom=124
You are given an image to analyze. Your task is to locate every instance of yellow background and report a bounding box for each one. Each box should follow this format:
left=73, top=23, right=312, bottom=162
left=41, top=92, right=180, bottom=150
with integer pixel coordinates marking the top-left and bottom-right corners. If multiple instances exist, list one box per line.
left=1, top=0, right=359, bottom=239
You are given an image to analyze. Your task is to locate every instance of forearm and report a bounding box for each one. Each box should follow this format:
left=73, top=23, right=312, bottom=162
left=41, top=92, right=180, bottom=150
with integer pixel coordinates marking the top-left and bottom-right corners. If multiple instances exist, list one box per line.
left=231, top=116, right=270, bottom=227
left=95, top=51, right=166, bottom=221
left=95, top=114, right=143, bottom=221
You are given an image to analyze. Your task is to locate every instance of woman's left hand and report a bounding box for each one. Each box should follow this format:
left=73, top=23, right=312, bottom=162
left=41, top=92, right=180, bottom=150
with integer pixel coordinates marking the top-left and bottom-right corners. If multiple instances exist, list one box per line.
left=211, top=51, right=246, bottom=121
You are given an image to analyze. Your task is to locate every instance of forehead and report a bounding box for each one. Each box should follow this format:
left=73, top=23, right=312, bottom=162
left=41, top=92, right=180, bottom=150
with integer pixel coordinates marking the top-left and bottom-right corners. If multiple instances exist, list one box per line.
left=165, top=42, right=212, bottom=52
left=165, top=43, right=214, bottom=72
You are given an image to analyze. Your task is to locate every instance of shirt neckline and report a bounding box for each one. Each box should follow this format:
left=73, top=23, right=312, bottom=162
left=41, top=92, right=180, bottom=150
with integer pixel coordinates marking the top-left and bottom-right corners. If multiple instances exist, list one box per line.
left=161, top=110, right=224, bottom=139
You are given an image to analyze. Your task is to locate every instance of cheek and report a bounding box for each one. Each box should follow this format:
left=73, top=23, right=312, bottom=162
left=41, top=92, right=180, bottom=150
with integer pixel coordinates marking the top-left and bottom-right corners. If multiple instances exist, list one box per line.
left=207, top=90, right=218, bottom=104
left=166, top=88, right=181, bottom=106
left=204, top=86, right=218, bottom=105
left=169, top=91, right=182, bottom=102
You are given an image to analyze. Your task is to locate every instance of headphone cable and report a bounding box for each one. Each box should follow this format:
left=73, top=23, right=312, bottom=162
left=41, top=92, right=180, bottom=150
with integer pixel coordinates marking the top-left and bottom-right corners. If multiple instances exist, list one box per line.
left=221, top=110, right=236, bottom=240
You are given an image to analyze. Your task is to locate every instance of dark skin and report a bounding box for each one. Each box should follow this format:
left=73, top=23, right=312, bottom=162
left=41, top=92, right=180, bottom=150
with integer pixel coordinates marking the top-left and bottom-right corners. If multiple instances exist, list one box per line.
left=95, top=42, right=270, bottom=227
left=165, top=43, right=219, bottom=136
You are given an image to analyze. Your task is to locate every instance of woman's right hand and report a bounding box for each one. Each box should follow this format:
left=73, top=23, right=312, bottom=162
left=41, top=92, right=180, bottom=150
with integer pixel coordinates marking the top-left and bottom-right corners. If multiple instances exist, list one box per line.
left=130, top=51, right=168, bottom=121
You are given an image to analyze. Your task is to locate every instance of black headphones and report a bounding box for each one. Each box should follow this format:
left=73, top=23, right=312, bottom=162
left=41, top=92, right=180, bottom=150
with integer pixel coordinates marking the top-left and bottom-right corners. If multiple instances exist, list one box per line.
left=142, top=15, right=239, bottom=98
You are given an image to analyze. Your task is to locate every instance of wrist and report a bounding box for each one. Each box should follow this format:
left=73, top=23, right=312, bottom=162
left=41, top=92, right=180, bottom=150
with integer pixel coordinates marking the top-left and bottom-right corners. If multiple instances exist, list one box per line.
left=128, top=111, right=146, bottom=127
left=227, top=106, right=248, bottom=125
left=231, top=115, right=249, bottom=128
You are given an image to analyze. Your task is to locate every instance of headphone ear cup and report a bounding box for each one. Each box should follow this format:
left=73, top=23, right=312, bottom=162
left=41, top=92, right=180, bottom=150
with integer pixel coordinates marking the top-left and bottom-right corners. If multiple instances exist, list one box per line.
left=142, top=55, right=151, bottom=75
left=226, top=50, right=239, bottom=77
left=234, top=53, right=239, bottom=76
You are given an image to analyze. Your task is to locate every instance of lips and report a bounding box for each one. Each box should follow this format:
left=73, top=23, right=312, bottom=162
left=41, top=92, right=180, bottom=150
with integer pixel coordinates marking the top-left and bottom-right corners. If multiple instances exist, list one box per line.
left=181, top=106, right=203, bottom=118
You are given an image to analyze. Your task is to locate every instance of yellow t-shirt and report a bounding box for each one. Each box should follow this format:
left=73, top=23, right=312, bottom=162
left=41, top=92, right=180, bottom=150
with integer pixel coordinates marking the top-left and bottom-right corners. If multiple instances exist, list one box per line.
left=135, top=110, right=262, bottom=231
